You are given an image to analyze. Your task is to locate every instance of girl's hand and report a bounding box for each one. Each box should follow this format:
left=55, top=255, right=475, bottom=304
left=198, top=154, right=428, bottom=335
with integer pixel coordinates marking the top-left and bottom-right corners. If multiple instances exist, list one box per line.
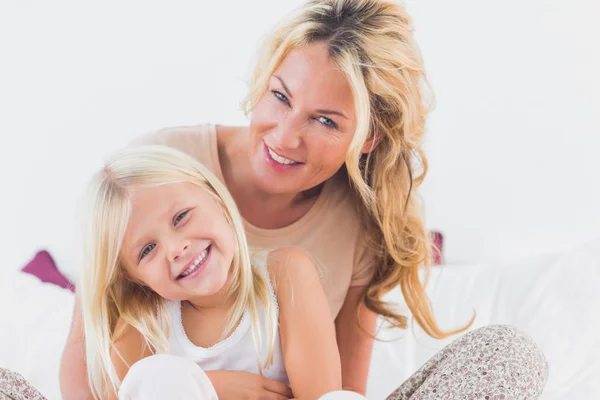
left=206, top=370, right=293, bottom=400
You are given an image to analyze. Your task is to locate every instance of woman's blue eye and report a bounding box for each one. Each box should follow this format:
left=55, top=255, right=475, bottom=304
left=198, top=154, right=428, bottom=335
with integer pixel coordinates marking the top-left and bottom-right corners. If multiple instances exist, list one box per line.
left=140, top=243, right=155, bottom=260
left=174, top=210, right=189, bottom=225
left=317, top=116, right=337, bottom=129
left=272, top=91, right=290, bottom=105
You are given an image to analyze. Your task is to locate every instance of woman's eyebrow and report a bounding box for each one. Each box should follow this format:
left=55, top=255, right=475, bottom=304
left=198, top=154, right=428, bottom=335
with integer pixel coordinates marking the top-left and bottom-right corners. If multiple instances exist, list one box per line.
left=315, top=108, right=348, bottom=120
left=274, top=75, right=293, bottom=99
left=274, top=75, right=348, bottom=120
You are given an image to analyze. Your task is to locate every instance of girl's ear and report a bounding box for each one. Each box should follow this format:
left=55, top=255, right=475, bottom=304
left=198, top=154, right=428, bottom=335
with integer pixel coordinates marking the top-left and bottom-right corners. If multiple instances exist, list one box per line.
left=121, top=268, right=147, bottom=287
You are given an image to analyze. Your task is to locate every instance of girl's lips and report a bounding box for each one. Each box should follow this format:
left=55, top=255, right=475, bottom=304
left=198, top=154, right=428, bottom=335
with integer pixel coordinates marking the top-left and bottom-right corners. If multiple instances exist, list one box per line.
left=176, top=245, right=211, bottom=280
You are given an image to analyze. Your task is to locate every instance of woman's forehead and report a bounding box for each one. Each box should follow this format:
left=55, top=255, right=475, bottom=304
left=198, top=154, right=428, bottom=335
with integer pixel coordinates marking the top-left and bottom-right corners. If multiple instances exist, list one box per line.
left=273, top=43, right=355, bottom=110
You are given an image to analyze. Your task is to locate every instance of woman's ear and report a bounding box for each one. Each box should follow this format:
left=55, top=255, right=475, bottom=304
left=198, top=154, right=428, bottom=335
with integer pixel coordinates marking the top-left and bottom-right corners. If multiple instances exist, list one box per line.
left=361, top=130, right=384, bottom=154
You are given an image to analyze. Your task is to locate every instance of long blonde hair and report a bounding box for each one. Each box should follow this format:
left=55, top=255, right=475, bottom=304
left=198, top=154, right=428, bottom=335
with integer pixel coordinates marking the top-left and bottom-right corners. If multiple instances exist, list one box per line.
left=81, top=145, right=278, bottom=399
left=244, top=0, right=473, bottom=337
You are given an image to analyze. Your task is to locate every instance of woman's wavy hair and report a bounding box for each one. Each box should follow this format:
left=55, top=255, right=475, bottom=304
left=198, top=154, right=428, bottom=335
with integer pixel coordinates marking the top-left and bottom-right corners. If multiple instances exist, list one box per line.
left=243, top=0, right=474, bottom=337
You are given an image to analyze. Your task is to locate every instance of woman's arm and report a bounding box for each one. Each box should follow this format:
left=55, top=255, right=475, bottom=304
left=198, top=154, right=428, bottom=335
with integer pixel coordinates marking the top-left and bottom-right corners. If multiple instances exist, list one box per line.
left=59, top=291, right=93, bottom=400
left=59, top=292, right=152, bottom=400
left=335, top=286, right=378, bottom=395
left=269, top=248, right=342, bottom=400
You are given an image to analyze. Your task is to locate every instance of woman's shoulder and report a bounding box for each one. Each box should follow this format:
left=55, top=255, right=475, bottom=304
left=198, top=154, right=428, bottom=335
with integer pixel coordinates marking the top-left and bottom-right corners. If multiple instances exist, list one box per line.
left=129, top=123, right=218, bottom=173
left=132, top=123, right=216, bottom=149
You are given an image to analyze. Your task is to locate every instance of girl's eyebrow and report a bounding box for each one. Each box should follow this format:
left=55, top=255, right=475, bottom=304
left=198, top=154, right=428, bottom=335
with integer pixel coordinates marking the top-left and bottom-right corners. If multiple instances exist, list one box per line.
left=129, top=237, right=148, bottom=260
left=127, top=200, right=185, bottom=261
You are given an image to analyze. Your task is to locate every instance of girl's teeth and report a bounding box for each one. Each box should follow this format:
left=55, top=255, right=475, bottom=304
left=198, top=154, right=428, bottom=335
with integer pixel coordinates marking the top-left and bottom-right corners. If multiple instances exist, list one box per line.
left=268, top=148, right=297, bottom=165
left=180, top=248, right=209, bottom=278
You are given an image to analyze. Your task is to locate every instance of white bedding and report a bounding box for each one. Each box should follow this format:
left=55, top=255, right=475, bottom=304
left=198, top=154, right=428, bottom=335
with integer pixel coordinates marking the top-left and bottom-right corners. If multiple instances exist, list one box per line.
left=368, top=239, right=600, bottom=399
left=1, top=239, right=599, bottom=399
left=0, top=271, right=75, bottom=399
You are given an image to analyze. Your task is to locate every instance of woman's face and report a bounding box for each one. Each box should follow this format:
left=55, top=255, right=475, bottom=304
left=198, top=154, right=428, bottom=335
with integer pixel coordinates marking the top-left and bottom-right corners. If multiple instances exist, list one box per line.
left=248, top=42, right=358, bottom=195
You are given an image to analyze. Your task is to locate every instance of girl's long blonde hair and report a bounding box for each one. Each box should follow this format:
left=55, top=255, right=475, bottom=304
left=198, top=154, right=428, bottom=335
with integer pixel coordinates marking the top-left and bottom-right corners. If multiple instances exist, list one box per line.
left=244, top=0, right=473, bottom=337
left=81, top=145, right=277, bottom=399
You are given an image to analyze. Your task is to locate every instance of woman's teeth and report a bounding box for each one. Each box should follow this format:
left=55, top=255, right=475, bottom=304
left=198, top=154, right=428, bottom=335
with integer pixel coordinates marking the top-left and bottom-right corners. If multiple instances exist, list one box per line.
left=179, top=247, right=209, bottom=278
left=268, top=147, right=297, bottom=165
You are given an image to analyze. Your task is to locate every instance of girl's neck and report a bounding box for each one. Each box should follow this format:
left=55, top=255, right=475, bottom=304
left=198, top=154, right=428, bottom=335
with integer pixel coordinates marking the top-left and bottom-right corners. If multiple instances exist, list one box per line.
left=185, top=280, right=235, bottom=314
left=180, top=287, right=239, bottom=348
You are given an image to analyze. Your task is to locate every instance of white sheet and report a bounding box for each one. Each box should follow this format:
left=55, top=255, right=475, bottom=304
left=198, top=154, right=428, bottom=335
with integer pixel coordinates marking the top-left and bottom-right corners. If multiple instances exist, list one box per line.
left=1, top=239, right=599, bottom=399
left=0, top=271, right=75, bottom=400
left=368, top=239, right=600, bottom=399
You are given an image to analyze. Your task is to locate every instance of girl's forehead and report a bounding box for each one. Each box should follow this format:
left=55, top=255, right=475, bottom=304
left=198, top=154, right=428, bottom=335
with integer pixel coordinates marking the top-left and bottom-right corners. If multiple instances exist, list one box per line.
left=127, top=184, right=189, bottom=223
left=130, top=182, right=200, bottom=203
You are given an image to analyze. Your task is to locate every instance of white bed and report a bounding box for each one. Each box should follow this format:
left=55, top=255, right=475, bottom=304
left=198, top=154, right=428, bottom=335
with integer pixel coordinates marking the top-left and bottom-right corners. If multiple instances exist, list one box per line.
left=1, top=239, right=599, bottom=399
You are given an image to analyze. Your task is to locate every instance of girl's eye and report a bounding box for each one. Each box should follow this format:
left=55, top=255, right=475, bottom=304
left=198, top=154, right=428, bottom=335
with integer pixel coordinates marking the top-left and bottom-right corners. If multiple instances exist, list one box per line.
left=140, top=243, right=155, bottom=260
left=174, top=210, right=189, bottom=225
left=317, top=116, right=337, bottom=129
left=272, top=90, right=290, bottom=105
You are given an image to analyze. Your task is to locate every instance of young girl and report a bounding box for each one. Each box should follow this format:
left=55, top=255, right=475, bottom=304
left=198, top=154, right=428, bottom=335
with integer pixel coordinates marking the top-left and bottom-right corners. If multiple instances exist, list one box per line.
left=80, top=145, right=343, bottom=400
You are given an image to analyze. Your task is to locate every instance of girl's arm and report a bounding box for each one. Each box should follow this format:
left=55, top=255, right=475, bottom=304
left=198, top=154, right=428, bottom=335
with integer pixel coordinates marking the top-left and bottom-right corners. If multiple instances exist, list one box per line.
left=335, top=286, right=377, bottom=395
left=268, top=248, right=342, bottom=400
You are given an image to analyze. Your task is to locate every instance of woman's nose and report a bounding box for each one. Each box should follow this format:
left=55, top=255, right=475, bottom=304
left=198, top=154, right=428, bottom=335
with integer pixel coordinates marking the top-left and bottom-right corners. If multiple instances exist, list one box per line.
left=270, top=114, right=303, bottom=150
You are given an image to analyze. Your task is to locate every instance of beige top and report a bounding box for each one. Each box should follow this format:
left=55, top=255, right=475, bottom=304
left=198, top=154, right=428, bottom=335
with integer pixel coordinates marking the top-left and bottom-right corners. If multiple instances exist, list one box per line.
left=134, top=124, right=376, bottom=318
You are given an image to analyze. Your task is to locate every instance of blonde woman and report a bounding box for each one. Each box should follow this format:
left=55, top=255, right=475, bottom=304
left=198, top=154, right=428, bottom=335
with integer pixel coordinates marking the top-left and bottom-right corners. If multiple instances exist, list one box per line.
left=79, top=145, right=343, bottom=400
left=61, top=1, right=548, bottom=399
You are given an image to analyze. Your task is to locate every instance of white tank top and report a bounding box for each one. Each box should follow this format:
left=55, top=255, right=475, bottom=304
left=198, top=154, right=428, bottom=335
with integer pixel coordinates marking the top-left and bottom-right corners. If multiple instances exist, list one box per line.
left=166, top=253, right=289, bottom=384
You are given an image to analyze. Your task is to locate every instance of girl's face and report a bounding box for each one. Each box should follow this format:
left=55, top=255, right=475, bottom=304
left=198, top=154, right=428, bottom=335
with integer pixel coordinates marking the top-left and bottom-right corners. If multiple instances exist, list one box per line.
left=248, top=42, right=358, bottom=195
left=120, top=182, right=236, bottom=304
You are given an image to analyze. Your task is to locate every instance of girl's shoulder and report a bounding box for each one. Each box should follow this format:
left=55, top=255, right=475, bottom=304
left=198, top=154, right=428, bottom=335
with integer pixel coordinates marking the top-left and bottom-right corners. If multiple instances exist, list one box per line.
left=110, top=318, right=154, bottom=382
left=265, top=247, right=320, bottom=295
left=250, top=247, right=321, bottom=315
left=250, top=247, right=316, bottom=281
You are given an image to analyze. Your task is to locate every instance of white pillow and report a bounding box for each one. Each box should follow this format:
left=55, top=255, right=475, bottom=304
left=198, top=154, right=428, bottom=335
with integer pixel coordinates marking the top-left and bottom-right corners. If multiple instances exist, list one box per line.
left=0, top=270, right=75, bottom=399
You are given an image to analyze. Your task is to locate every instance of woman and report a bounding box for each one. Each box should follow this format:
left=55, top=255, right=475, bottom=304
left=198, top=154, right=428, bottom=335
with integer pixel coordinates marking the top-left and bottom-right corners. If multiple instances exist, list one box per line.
left=60, top=0, right=548, bottom=399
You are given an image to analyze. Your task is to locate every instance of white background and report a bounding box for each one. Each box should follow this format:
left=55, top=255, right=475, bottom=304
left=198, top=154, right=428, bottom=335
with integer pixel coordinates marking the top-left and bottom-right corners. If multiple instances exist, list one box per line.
left=0, top=0, right=598, bottom=280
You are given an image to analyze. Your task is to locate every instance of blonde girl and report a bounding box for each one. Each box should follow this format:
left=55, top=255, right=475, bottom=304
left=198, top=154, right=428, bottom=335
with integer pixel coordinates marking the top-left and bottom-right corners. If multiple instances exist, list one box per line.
left=80, top=145, right=341, bottom=400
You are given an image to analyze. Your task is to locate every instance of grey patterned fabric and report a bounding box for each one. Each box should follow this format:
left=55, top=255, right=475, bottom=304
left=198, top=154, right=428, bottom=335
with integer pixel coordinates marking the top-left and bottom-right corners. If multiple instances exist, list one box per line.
left=0, top=325, right=547, bottom=400
left=386, top=325, right=548, bottom=400
left=0, top=369, right=46, bottom=400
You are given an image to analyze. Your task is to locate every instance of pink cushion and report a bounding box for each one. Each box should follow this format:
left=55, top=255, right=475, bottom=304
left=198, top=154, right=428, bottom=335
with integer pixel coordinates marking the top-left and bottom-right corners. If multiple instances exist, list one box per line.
left=21, top=250, right=75, bottom=292
left=430, top=231, right=444, bottom=265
